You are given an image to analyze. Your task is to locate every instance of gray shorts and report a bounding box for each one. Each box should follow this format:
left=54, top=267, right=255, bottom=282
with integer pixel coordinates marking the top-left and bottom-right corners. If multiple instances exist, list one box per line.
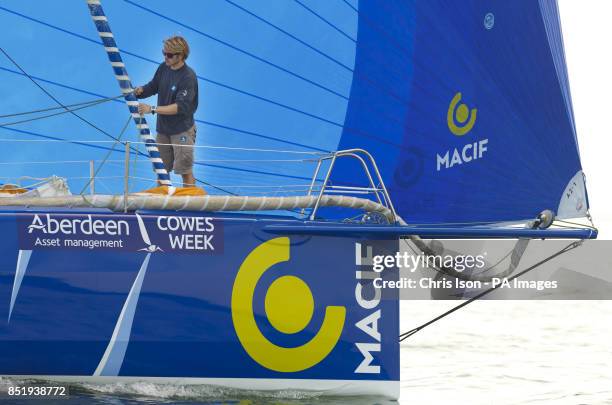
left=156, top=125, right=196, bottom=175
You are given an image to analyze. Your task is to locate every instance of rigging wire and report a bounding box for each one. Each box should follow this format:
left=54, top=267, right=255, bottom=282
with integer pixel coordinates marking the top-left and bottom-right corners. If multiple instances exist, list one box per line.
left=554, top=219, right=598, bottom=231
left=398, top=240, right=583, bottom=342
left=0, top=46, right=140, bottom=150
left=126, top=0, right=416, bottom=114
left=222, top=0, right=353, bottom=71
left=79, top=114, right=132, bottom=195
left=0, top=5, right=414, bottom=153
left=0, top=63, right=328, bottom=152
left=581, top=173, right=597, bottom=230
left=0, top=48, right=328, bottom=193
left=0, top=129, right=321, bottom=183
left=0, top=95, right=124, bottom=127
left=126, top=0, right=416, bottom=121
left=0, top=47, right=392, bottom=208
left=292, top=0, right=356, bottom=42
left=340, top=0, right=358, bottom=13
left=0, top=46, right=234, bottom=196
left=553, top=223, right=593, bottom=230
left=123, top=0, right=350, bottom=100
left=1, top=64, right=329, bottom=153
left=0, top=95, right=123, bottom=119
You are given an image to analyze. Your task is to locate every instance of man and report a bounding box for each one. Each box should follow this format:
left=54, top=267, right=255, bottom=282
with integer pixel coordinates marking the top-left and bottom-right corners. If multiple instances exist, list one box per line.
left=135, top=36, right=199, bottom=188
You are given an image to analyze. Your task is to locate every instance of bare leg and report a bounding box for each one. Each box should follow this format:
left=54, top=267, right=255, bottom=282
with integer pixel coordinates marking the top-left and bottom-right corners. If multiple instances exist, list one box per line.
left=182, top=172, right=195, bottom=188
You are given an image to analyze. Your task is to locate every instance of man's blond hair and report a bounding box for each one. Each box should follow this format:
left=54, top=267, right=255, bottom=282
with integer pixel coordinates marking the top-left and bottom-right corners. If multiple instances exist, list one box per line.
left=163, top=36, right=190, bottom=60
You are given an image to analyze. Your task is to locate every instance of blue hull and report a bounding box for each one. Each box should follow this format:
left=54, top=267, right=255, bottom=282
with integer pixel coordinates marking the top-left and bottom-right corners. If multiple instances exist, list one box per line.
left=0, top=208, right=399, bottom=398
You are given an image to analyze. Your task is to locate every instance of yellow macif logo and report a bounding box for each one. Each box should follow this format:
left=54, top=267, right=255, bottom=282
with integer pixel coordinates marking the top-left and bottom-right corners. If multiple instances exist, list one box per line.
left=231, top=237, right=346, bottom=372
left=447, top=92, right=477, bottom=136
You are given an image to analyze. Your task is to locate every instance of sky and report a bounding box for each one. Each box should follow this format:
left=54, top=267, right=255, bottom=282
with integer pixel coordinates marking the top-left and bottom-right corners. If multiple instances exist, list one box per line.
left=559, top=0, right=612, bottom=238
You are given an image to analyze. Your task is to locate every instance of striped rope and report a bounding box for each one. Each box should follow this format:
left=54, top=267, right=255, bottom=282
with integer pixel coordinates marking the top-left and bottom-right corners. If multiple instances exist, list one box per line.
left=85, top=0, right=172, bottom=186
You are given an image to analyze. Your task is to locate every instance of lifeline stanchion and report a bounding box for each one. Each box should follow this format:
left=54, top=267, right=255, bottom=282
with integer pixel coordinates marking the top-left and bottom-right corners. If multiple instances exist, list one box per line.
left=124, top=141, right=130, bottom=213
left=89, top=160, right=95, bottom=195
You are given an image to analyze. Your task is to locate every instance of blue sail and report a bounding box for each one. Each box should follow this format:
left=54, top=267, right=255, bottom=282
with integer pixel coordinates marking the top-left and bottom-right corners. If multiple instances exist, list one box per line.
left=0, top=0, right=588, bottom=224
left=0, top=1, right=356, bottom=196
left=333, top=0, right=587, bottom=224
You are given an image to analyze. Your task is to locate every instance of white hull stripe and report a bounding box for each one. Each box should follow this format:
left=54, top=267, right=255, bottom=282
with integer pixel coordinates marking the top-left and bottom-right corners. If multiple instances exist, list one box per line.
left=94, top=253, right=151, bottom=376
left=8, top=249, right=32, bottom=323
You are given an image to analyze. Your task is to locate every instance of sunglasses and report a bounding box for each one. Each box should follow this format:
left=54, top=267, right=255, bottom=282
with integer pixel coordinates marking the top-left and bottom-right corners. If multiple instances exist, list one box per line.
left=163, top=51, right=180, bottom=58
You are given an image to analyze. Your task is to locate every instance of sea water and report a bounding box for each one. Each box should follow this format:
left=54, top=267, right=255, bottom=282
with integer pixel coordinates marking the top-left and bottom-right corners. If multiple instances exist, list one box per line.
left=1, top=301, right=610, bottom=404
left=399, top=301, right=612, bottom=405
